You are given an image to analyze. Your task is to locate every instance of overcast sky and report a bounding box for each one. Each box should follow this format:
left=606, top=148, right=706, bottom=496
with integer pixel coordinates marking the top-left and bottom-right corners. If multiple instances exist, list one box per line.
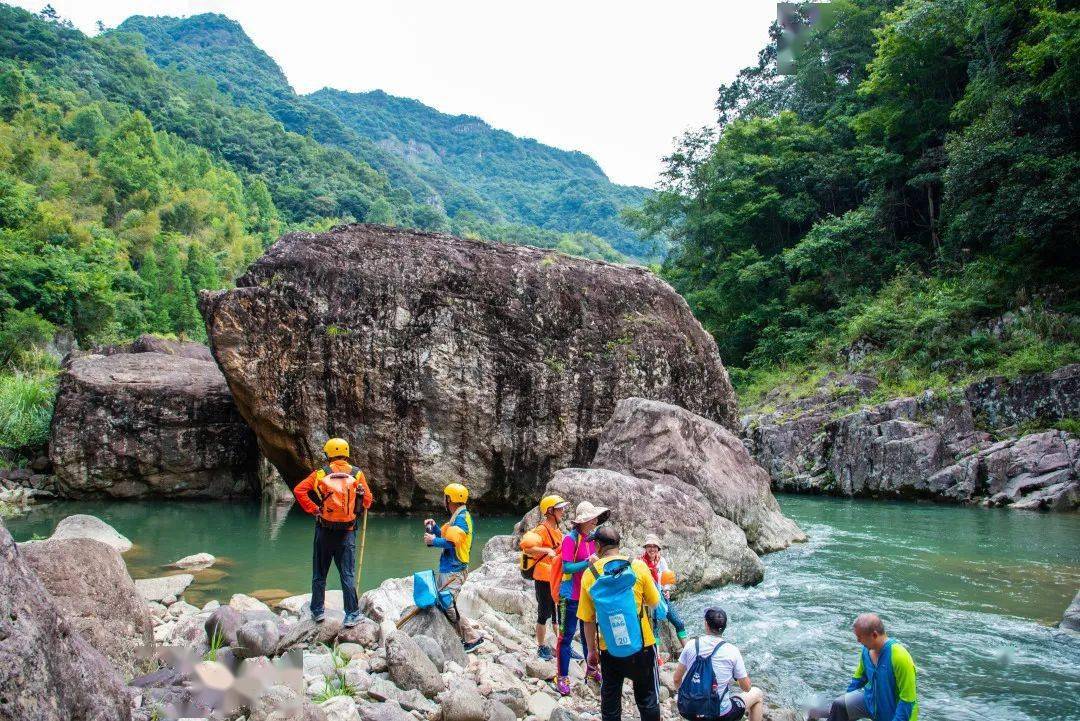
left=16, top=1, right=778, bottom=188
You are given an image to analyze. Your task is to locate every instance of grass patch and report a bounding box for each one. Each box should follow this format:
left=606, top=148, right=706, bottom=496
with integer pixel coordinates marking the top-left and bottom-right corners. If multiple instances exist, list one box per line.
left=203, top=628, right=226, bottom=662
left=312, top=674, right=354, bottom=703
left=0, top=370, right=57, bottom=453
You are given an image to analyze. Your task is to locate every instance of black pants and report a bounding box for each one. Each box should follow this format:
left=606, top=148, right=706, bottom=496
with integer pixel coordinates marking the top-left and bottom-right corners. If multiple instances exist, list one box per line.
left=311, top=523, right=358, bottom=615
left=599, top=645, right=660, bottom=721
left=534, top=580, right=558, bottom=625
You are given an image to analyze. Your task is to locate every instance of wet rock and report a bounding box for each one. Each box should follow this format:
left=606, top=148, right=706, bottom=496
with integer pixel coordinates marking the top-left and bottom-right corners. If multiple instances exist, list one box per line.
left=592, top=397, right=805, bottom=553
left=0, top=524, right=131, bottom=721
left=385, top=630, right=444, bottom=697
left=39, top=513, right=132, bottom=552
left=20, top=537, right=152, bottom=677
left=49, top=350, right=258, bottom=498
left=398, top=604, right=468, bottom=667
left=205, top=605, right=244, bottom=646
left=527, top=467, right=764, bottom=592
left=136, top=573, right=194, bottom=603
left=1062, top=590, right=1080, bottom=632
left=236, top=618, right=281, bottom=658
left=170, top=552, right=216, bottom=569
left=200, top=224, right=738, bottom=508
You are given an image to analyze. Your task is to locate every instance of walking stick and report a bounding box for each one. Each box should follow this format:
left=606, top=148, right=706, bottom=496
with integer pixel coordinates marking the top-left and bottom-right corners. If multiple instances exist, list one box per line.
left=355, top=508, right=369, bottom=598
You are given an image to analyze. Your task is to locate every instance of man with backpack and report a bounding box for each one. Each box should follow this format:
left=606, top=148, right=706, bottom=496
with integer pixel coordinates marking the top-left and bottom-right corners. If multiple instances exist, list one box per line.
left=519, top=494, right=569, bottom=660
left=805, top=613, right=918, bottom=721
left=673, top=608, right=764, bottom=721
left=292, top=438, right=373, bottom=628
left=577, top=526, right=662, bottom=721
left=423, top=482, right=485, bottom=653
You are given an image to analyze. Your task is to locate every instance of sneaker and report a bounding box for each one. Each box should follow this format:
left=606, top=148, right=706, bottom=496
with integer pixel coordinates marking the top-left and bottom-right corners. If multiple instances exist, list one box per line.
left=462, top=637, right=485, bottom=653
left=570, top=647, right=584, bottom=661
left=586, top=665, right=602, bottom=684
left=556, top=676, right=572, bottom=696
left=311, top=611, right=325, bottom=623
left=343, top=611, right=362, bottom=628
left=537, top=645, right=554, bottom=661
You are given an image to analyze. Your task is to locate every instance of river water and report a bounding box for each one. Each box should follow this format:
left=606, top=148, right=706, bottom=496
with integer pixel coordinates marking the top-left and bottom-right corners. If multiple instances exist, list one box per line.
left=7, top=495, right=1079, bottom=719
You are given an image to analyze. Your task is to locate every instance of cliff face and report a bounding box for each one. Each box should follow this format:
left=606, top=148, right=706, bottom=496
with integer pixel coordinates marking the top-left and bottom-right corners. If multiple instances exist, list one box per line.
left=200, top=224, right=737, bottom=509
left=742, top=365, right=1079, bottom=510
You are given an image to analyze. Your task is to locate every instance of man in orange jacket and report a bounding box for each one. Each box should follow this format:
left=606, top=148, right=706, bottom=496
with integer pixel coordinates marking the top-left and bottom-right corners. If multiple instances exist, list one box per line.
left=293, top=437, right=373, bottom=627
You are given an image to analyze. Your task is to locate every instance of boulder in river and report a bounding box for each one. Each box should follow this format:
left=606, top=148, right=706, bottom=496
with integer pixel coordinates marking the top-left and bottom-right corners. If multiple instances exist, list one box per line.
left=1062, top=590, right=1080, bottom=632
left=200, top=224, right=738, bottom=509
left=135, top=573, right=194, bottom=603
left=592, top=397, right=805, bottom=553
left=20, top=537, right=152, bottom=677
left=0, top=524, right=131, bottom=721
left=39, top=513, right=132, bottom=552
left=49, top=350, right=258, bottom=498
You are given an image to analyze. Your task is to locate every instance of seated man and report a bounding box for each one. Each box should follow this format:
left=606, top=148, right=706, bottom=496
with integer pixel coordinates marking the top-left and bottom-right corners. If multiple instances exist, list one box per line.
left=806, top=613, right=918, bottom=721
left=674, top=607, right=764, bottom=721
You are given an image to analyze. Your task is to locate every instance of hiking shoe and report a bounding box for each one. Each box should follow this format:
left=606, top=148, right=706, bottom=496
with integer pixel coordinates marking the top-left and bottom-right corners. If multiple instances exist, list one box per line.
left=570, top=647, right=584, bottom=661
left=586, top=665, right=602, bottom=685
left=463, top=637, right=485, bottom=653
left=311, top=611, right=325, bottom=623
left=342, top=611, right=362, bottom=628
left=556, top=676, right=572, bottom=696
left=537, top=645, right=554, bottom=661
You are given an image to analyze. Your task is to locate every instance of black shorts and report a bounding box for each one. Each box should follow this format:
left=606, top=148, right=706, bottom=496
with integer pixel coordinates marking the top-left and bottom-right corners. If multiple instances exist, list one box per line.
left=713, top=695, right=746, bottom=721
left=534, top=580, right=558, bottom=625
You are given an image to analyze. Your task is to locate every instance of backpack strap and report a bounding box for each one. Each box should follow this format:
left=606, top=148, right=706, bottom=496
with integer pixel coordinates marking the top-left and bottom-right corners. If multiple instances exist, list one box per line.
left=705, top=639, right=725, bottom=659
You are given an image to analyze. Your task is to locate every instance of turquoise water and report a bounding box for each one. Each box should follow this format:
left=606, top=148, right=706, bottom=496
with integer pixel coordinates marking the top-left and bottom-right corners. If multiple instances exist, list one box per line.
left=677, top=496, right=1080, bottom=721
left=5, top=500, right=517, bottom=606
left=6, top=495, right=1079, bottom=719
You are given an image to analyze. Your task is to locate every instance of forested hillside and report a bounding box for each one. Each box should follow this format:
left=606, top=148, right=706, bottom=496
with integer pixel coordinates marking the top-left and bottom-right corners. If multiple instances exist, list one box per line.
left=631, top=0, right=1078, bottom=403
left=115, top=13, right=655, bottom=260
left=0, top=3, right=626, bottom=459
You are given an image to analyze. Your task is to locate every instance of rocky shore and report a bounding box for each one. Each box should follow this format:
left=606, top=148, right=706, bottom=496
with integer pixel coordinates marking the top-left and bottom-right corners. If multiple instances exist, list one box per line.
left=742, top=365, right=1079, bottom=510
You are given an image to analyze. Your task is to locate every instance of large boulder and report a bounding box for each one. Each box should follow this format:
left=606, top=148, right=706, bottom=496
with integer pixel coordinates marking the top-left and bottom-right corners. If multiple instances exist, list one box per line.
left=49, top=350, right=258, bottom=498
left=592, top=397, right=804, bottom=553
left=20, top=537, right=153, bottom=677
left=0, top=524, right=131, bottom=721
left=385, top=630, right=444, bottom=698
left=200, top=224, right=737, bottom=508
left=525, top=467, right=764, bottom=591
left=40, top=513, right=132, bottom=552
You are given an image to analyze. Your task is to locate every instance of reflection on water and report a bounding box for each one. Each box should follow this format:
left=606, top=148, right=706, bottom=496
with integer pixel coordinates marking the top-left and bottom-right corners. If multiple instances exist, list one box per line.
left=6, top=500, right=517, bottom=605
left=677, top=495, right=1080, bottom=721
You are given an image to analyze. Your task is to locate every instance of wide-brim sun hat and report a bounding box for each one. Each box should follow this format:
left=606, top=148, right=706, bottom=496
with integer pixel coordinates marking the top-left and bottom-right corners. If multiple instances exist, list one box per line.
left=572, top=500, right=610, bottom=526
left=643, top=534, right=663, bottom=549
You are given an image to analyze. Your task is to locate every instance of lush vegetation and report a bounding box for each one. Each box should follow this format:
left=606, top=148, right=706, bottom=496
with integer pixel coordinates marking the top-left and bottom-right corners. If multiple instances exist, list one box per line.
left=630, top=0, right=1079, bottom=404
left=115, top=14, right=655, bottom=260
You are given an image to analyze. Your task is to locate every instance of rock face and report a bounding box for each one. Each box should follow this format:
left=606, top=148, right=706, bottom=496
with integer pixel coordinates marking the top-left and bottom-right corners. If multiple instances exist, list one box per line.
left=743, top=366, right=1080, bottom=510
left=0, top=524, right=131, bottom=721
left=526, top=467, right=764, bottom=591
left=50, top=349, right=258, bottom=498
left=1062, top=590, right=1080, bottom=632
left=593, top=397, right=805, bottom=553
left=20, top=537, right=153, bottom=677
left=200, top=224, right=737, bottom=509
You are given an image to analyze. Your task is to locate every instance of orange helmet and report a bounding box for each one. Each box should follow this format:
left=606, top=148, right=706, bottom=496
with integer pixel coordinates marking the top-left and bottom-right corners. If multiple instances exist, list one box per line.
left=660, top=569, right=677, bottom=586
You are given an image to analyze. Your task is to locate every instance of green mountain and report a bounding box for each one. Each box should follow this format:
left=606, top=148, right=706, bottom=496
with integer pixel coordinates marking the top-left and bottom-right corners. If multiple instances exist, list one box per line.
left=114, top=13, right=655, bottom=260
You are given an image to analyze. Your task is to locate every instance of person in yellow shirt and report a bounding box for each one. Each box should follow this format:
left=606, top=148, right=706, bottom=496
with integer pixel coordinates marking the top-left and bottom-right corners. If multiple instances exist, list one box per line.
left=578, top=526, right=662, bottom=721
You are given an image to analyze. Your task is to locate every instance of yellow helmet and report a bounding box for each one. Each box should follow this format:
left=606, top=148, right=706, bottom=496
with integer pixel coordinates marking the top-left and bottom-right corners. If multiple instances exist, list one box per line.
left=323, top=438, right=349, bottom=458
left=443, top=483, right=469, bottom=504
left=539, top=494, right=569, bottom=516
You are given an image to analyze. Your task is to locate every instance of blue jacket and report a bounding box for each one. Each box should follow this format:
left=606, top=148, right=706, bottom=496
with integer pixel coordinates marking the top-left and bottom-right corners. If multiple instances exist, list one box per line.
left=430, top=506, right=473, bottom=573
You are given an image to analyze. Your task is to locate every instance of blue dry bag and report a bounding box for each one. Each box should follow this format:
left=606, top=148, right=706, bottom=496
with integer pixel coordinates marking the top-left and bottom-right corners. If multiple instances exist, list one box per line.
left=586, top=558, right=645, bottom=658
left=676, top=639, right=728, bottom=720
left=412, top=570, right=438, bottom=609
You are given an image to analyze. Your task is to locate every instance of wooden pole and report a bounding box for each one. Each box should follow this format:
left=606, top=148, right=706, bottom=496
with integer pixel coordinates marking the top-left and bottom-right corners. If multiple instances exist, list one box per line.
left=355, top=509, right=369, bottom=598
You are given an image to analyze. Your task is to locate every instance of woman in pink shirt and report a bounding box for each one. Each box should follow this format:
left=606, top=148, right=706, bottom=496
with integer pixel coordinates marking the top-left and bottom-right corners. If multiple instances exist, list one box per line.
left=555, top=501, right=608, bottom=695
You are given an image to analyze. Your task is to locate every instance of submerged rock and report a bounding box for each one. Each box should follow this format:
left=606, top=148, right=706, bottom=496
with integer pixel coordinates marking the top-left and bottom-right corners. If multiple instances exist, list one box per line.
left=1062, top=590, right=1080, bottom=632
left=170, top=551, right=216, bottom=569
left=200, top=223, right=737, bottom=509
left=50, top=350, right=258, bottom=498
left=592, top=397, right=805, bottom=553
left=20, top=537, right=152, bottom=677
left=0, top=525, right=131, bottom=721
